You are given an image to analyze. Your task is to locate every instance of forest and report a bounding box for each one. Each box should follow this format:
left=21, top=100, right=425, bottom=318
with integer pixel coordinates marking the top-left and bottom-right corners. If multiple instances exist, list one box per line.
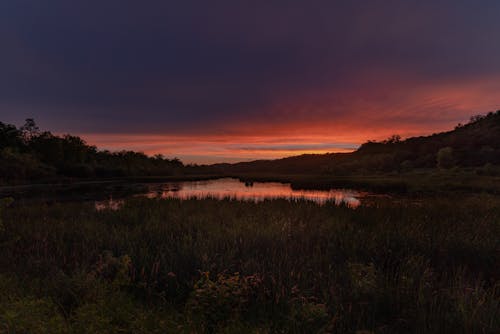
left=0, top=119, right=183, bottom=183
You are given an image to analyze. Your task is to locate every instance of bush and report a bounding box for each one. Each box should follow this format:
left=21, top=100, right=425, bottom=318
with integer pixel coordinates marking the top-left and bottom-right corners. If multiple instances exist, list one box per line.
left=186, top=272, right=264, bottom=331
left=437, top=147, right=455, bottom=169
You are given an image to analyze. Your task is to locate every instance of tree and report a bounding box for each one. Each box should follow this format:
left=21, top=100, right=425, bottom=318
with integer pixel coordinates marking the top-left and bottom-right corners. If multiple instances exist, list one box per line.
left=20, top=118, right=40, bottom=142
left=0, top=122, right=23, bottom=149
left=469, top=115, right=485, bottom=123
left=437, top=147, right=455, bottom=169
left=383, top=134, right=401, bottom=144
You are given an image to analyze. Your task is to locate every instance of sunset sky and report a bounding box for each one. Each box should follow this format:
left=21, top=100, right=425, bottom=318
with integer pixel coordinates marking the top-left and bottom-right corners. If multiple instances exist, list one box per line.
left=1, top=1, right=499, bottom=163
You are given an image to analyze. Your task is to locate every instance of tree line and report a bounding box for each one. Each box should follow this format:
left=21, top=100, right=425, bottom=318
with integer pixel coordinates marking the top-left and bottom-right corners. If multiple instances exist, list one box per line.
left=0, top=119, right=183, bottom=183
left=2, top=111, right=499, bottom=183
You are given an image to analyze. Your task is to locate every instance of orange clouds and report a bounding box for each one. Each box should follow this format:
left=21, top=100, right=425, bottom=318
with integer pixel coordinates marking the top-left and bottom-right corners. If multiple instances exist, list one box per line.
left=80, top=133, right=358, bottom=164
left=76, top=74, right=500, bottom=164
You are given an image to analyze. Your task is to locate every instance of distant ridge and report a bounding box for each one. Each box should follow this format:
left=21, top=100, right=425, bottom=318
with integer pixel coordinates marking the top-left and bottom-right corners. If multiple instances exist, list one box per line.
left=209, top=110, right=500, bottom=175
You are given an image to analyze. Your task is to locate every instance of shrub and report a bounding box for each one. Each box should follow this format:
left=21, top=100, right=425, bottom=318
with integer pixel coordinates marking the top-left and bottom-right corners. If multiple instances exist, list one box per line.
left=437, top=147, right=455, bottom=169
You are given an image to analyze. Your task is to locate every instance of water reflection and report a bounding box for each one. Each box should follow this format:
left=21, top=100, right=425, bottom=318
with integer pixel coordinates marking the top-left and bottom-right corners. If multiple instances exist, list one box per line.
left=144, top=178, right=362, bottom=208
left=95, top=197, right=124, bottom=211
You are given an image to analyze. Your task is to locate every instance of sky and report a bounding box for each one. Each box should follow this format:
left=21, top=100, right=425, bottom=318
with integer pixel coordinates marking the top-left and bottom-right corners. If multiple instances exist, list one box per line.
left=1, top=0, right=499, bottom=164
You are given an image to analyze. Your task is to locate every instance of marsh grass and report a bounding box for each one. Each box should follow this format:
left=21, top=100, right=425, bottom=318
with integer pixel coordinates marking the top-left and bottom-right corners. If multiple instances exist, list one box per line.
left=236, top=171, right=500, bottom=194
left=0, top=196, right=498, bottom=333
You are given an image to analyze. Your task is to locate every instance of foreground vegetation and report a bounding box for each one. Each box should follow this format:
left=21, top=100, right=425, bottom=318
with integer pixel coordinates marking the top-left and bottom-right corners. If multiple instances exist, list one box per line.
left=1, top=196, right=498, bottom=333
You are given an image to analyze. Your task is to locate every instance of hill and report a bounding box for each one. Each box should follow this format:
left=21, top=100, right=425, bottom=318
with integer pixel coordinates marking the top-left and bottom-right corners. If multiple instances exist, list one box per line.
left=208, top=110, right=500, bottom=175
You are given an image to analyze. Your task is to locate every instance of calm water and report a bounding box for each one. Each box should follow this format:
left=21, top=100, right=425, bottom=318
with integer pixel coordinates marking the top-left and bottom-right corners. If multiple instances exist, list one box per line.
left=148, top=178, right=361, bottom=206
left=95, top=178, right=364, bottom=210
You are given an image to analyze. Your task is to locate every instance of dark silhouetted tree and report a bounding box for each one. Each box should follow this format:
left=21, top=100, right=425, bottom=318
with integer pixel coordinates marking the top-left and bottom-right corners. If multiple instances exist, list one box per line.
left=383, top=134, right=401, bottom=144
left=20, top=118, right=40, bottom=142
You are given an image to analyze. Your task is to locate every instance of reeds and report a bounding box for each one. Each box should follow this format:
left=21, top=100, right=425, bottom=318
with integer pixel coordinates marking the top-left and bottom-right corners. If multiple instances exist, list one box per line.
left=0, top=195, right=498, bottom=333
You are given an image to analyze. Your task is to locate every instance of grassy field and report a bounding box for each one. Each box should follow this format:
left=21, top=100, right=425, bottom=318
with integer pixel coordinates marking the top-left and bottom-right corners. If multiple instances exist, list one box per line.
left=0, top=195, right=499, bottom=333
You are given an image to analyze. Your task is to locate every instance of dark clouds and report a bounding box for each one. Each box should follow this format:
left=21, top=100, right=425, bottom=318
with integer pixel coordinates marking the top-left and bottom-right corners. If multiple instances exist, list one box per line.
left=1, top=0, right=499, bottom=136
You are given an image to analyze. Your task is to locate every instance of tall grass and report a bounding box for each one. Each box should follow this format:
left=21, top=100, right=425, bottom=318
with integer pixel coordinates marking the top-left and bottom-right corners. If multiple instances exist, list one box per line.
left=0, top=196, right=499, bottom=333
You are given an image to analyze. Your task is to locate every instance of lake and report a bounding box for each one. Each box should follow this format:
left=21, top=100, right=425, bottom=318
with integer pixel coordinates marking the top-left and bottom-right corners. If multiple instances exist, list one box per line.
left=145, top=178, right=363, bottom=207
left=96, top=178, right=364, bottom=210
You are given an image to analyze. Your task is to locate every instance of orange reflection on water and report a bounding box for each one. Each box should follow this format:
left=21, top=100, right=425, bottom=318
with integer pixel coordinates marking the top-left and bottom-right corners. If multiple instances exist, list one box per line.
left=145, top=178, right=362, bottom=208
left=95, top=198, right=124, bottom=211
